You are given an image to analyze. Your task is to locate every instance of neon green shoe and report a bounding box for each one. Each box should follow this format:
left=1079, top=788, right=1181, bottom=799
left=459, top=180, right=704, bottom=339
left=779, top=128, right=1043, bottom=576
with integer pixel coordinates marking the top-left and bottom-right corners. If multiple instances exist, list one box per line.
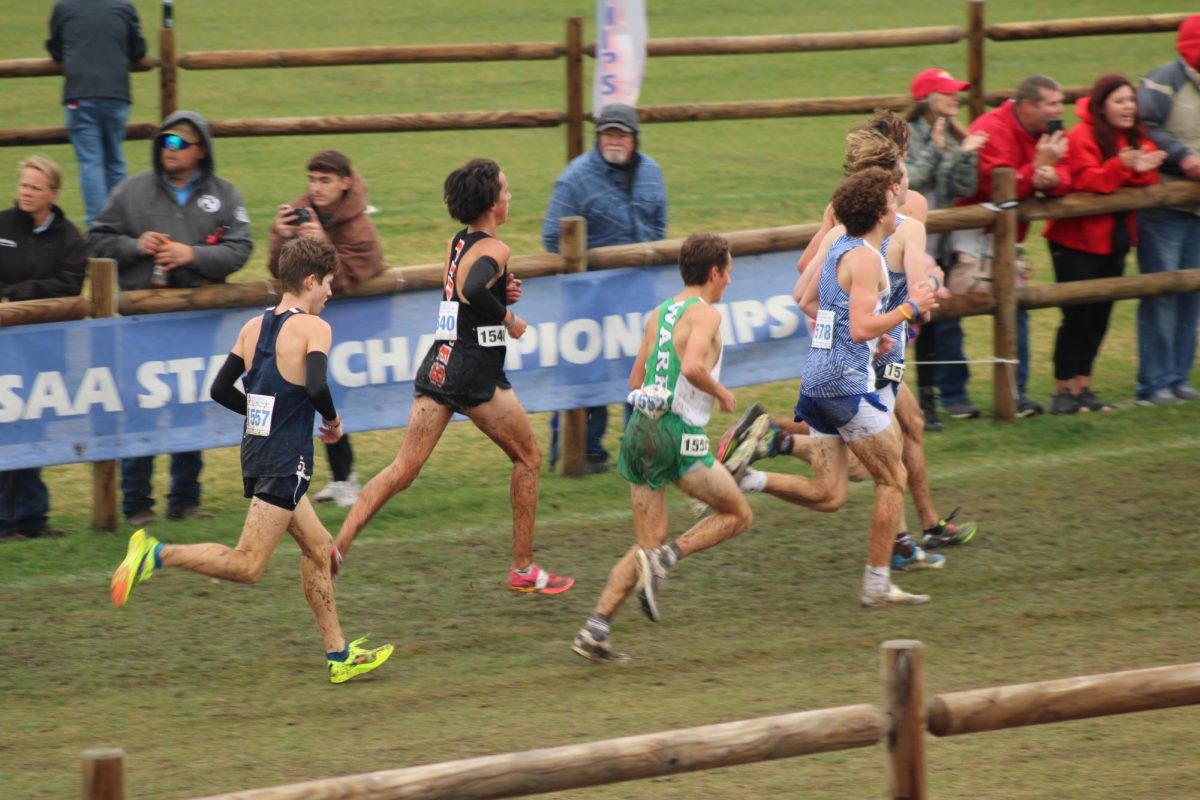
left=111, top=529, right=159, bottom=607
left=328, top=636, right=394, bottom=684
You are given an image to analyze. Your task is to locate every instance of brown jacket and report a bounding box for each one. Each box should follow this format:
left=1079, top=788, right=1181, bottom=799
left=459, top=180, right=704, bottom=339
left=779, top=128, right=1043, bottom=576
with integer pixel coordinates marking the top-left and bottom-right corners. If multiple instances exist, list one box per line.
left=268, top=170, right=385, bottom=292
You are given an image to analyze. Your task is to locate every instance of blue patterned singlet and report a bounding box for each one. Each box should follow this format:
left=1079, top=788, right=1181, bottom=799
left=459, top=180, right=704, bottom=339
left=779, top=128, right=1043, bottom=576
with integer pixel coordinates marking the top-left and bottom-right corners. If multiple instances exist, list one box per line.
left=876, top=213, right=912, bottom=378
left=801, top=234, right=891, bottom=398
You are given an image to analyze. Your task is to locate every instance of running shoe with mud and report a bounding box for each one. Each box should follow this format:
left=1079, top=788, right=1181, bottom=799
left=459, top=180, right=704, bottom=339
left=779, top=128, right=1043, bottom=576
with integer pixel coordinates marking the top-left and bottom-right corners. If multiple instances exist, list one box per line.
left=635, top=547, right=670, bottom=623
left=715, top=402, right=767, bottom=463
left=328, top=636, right=394, bottom=684
left=722, top=414, right=779, bottom=481
left=508, top=563, right=575, bottom=595
left=922, top=507, right=978, bottom=549
left=860, top=583, right=930, bottom=609
left=111, top=529, right=159, bottom=608
left=572, top=629, right=630, bottom=663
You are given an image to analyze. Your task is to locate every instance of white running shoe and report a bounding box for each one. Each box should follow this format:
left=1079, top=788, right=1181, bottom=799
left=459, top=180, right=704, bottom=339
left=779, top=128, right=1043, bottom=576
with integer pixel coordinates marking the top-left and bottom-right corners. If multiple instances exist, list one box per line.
left=315, top=473, right=361, bottom=507
left=860, top=582, right=931, bottom=609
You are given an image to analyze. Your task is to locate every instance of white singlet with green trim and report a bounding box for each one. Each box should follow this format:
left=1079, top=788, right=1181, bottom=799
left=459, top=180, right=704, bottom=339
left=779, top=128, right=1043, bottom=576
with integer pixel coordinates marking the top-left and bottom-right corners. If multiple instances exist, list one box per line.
left=644, top=296, right=723, bottom=427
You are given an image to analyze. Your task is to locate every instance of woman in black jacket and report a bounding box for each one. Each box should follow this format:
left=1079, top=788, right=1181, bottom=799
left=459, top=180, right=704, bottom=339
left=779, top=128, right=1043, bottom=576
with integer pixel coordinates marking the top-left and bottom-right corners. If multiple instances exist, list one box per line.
left=0, top=155, right=85, bottom=540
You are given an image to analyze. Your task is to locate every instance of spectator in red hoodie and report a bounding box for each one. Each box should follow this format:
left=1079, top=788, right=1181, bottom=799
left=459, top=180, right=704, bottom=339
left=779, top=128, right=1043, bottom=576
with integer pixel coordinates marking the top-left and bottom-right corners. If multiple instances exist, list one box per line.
left=1044, top=75, right=1165, bottom=415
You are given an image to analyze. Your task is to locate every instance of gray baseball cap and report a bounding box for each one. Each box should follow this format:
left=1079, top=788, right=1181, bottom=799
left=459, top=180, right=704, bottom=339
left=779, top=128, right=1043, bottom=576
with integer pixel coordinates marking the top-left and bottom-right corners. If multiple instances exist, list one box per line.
left=594, top=103, right=640, bottom=135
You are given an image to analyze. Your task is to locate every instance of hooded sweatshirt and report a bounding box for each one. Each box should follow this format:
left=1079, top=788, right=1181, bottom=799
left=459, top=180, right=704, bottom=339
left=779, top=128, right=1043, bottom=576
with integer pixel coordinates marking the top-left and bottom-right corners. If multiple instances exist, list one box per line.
left=87, top=110, right=254, bottom=290
left=267, top=170, right=384, bottom=292
left=1043, top=97, right=1159, bottom=255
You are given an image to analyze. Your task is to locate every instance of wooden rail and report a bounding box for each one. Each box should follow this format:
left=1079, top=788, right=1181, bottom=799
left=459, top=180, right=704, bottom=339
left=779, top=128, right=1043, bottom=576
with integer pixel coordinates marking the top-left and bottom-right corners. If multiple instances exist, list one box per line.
left=1, top=5, right=1189, bottom=148
left=79, top=642, right=1200, bottom=799
left=179, top=42, right=563, bottom=70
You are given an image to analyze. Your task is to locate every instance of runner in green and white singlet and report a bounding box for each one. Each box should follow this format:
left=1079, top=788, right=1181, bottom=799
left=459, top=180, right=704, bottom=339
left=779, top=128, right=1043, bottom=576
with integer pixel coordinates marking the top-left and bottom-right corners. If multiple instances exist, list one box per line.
left=618, top=294, right=721, bottom=488
left=572, top=233, right=754, bottom=664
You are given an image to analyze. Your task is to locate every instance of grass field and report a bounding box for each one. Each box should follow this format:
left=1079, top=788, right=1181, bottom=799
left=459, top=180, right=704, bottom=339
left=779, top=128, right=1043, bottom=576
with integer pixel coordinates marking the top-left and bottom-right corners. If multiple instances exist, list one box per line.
left=3, top=1, right=1200, bottom=798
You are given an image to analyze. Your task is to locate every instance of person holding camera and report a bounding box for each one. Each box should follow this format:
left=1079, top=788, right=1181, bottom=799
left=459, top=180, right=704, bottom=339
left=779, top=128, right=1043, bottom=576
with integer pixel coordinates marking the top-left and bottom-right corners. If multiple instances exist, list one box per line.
left=89, top=111, right=253, bottom=527
left=949, top=75, right=1072, bottom=418
left=268, top=150, right=385, bottom=507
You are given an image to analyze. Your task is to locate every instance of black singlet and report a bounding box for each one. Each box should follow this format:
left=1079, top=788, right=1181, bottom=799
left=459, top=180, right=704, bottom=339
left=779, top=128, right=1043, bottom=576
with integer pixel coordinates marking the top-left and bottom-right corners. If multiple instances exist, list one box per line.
left=413, top=229, right=511, bottom=411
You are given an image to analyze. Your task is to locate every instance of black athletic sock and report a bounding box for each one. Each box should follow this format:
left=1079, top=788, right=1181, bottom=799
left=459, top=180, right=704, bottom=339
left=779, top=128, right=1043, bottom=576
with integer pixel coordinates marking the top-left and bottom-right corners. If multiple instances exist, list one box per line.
left=893, top=533, right=915, bottom=558
left=661, top=542, right=683, bottom=567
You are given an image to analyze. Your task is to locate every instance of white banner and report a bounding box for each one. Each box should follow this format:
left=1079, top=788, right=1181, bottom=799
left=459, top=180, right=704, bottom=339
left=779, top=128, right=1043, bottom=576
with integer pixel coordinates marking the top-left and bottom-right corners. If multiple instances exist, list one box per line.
left=593, top=0, right=647, bottom=112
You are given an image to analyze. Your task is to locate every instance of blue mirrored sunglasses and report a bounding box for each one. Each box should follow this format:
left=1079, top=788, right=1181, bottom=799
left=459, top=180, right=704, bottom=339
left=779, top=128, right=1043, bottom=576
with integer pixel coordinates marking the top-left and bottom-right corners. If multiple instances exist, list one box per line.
left=159, top=133, right=196, bottom=151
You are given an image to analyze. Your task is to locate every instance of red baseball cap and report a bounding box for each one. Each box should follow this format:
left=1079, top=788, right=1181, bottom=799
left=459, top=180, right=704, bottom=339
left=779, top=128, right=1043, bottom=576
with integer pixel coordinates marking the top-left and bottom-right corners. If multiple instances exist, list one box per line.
left=910, top=68, right=971, bottom=101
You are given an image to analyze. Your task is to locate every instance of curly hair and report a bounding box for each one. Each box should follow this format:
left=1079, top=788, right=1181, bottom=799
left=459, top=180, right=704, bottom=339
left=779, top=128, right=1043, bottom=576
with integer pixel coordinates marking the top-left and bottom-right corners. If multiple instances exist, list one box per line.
left=853, top=109, right=910, bottom=155
left=830, top=168, right=894, bottom=238
left=842, top=129, right=904, bottom=182
left=278, top=236, right=339, bottom=293
left=444, top=158, right=502, bottom=224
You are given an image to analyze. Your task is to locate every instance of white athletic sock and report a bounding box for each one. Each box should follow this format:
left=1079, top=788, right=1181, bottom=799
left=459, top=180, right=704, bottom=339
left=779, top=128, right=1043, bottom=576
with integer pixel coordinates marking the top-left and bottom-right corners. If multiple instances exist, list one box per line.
left=739, top=468, right=766, bottom=493
left=863, top=564, right=890, bottom=596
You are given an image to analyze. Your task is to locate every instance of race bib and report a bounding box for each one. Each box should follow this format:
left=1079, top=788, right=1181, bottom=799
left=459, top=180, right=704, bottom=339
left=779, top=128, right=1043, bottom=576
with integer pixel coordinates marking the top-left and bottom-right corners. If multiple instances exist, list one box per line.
left=476, top=325, right=507, bottom=347
left=434, top=300, right=459, bottom=340
left=680, top=433, right=709, bottom=457
left=882, top=362, right=906, bottom=383
left=812, top=309, right=835, bottom=350
left=627, top=384, right=671, bottom=420
left=246, top=394, right=275, bottom=437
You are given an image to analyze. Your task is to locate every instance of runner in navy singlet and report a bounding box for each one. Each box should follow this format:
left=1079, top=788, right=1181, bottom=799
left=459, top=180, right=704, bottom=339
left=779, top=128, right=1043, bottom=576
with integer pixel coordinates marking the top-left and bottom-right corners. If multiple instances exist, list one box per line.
left=110, top=237, right=393, bottom=684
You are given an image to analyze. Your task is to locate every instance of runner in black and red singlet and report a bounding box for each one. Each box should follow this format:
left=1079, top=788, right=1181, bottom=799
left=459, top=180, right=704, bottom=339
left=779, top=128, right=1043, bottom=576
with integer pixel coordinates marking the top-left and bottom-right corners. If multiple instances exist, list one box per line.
left=335, top=158, right=574, bottom=595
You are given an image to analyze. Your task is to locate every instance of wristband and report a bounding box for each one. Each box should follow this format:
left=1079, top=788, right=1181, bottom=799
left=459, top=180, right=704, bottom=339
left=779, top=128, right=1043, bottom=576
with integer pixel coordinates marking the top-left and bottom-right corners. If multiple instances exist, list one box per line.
left=905, top=299, right=921, bottom=319
left=504, top=313, right=519, bottom=330
left=897, top=304, right=914, bottom=321
left=928, top=275, right=941, bottom=291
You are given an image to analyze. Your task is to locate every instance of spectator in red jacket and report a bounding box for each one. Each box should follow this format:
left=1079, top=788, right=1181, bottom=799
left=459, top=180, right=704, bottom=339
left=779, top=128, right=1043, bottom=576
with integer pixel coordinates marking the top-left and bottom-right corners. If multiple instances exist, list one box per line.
left=949, top=75, right=1072, bottom=417
left=1044, top=75, right=1166, bottom=415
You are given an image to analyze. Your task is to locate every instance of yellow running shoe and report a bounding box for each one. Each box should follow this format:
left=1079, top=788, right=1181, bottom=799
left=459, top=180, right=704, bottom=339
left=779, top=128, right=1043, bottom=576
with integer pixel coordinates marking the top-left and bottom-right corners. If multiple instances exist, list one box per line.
left=111, top=529, right=159, bottom=608
left=328, top=636, right=394, bottom=684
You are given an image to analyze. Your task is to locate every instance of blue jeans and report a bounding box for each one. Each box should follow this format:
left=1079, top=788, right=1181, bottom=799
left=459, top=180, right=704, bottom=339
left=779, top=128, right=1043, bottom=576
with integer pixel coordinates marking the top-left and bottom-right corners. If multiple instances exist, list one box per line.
left=120, top=451, right=203, bottom=518
left=1136, top=207, right=1200, bottom=397
left=934, top=309, right=1030, bottom=403
left=65, top=98, right=131, bottom=226
left=0, top=469, right=49, bottom=535
left=548, top=405, right=611, bottom=466
left=932, top=318, right=970, bottom=405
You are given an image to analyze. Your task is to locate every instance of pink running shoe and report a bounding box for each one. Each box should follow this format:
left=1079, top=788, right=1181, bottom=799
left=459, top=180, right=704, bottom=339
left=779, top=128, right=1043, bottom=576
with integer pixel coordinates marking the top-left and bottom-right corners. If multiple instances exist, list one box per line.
left=508, top=563, right=575, bottom=595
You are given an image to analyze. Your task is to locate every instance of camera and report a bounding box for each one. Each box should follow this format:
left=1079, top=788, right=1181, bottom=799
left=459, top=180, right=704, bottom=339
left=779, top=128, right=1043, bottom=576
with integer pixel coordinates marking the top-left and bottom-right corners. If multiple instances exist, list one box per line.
left=1047, top=118, right=1063, bottom=135
left=288, top=207, right=312, bottom=226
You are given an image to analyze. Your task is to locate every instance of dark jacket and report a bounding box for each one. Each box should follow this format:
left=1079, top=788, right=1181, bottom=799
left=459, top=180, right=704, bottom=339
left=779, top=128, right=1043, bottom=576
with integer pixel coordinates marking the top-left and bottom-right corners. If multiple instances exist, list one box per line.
left=0, top=204, right=87, bottom=301
left=268, top=170, right=385, bottom=292
left=88, top=110, right=254, bottom=290
left=46, top=0, right=147, bottom=104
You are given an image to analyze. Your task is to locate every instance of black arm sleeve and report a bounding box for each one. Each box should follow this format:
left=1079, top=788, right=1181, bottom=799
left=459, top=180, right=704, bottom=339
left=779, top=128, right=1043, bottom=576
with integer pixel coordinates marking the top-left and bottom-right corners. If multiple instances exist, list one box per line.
left=210, top=353, right=247, bottom=415
left=305, top=351, right=338, bottom=421
left=461, top=256, right=507, bottom=320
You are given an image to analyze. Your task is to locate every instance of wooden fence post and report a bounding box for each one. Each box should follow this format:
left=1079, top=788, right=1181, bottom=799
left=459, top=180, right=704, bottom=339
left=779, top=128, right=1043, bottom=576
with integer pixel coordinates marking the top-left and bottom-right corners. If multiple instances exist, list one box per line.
left=82, top=748, right=125, bottom=800
left=90, top=258, right=119, bottom=532
left=160, top=0, right=177, bottom=119
left=558, top=217, right=588, bottom=477
left=565, top=17, right=585, bottom=161
left=882, top=640, right=927, bottom=800
left=990, top=167, right=1018, bottom=422
left=967, top=0, right=986, bottom=119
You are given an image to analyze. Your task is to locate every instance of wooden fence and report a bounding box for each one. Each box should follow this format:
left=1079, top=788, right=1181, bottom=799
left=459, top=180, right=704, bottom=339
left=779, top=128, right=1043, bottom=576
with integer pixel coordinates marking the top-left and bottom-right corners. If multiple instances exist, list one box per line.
left=76, top=639, right=1200, bottom=800
left=6, top=171, right=1200, bottom=523
left=0, top=3, right=1191, bottom=159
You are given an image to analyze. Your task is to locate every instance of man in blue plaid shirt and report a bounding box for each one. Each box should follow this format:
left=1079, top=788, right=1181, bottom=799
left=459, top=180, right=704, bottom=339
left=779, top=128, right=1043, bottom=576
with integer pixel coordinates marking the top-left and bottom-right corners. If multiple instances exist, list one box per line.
left=543, top=103, right=669, bottom=472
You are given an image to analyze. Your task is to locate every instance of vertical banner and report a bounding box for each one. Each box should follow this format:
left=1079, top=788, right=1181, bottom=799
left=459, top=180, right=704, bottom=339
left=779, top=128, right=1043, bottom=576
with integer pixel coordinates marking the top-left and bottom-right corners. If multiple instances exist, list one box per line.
left=593, top=0, right=647, bottom=112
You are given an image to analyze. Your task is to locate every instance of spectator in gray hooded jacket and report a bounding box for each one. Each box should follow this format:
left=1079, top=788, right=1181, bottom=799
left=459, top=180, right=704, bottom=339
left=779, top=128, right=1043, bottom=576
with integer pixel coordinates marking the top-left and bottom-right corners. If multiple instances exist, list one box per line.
left=89, top=110, right=253, bottom=292
left=88, top=110, right=253, bottom=527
